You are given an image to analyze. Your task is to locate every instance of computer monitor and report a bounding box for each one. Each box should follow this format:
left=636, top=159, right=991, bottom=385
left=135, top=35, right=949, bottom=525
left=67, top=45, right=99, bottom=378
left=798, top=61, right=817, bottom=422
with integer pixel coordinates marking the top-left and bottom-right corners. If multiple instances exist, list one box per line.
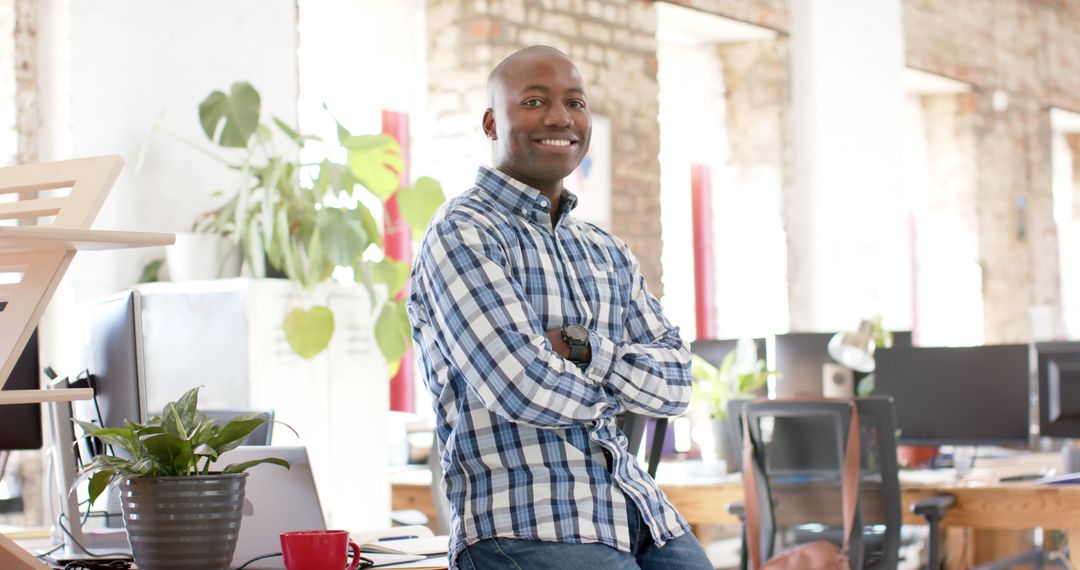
left=690, top=338, right=767, bottom=368
left=76, top=290, right=148, bottom=432
left=51, top=290, right=149, bottom=550
left=772, top=332, right=836, bottom=397
left=874, top=344, right=1030, bottom=446
left=1036, top=341, right=1080, bottom=438
left=0, top=330, right=43, bottom=450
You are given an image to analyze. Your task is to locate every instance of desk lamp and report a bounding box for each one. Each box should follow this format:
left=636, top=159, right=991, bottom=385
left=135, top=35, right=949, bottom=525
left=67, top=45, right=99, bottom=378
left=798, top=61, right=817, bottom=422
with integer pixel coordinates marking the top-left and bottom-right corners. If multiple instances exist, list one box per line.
left=828, top=320, right=876, bottom=373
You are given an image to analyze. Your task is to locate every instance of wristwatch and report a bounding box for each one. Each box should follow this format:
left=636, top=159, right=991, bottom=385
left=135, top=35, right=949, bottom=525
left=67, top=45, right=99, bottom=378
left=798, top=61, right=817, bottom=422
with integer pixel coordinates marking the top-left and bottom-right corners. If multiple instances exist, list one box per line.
left=561, top=324, right=589, bottom=363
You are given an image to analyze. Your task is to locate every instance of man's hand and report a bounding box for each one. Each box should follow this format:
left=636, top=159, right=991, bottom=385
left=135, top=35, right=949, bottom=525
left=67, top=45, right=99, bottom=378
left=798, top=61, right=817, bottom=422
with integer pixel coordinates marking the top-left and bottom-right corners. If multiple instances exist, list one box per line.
left=545, top=329, right=591, bottom=363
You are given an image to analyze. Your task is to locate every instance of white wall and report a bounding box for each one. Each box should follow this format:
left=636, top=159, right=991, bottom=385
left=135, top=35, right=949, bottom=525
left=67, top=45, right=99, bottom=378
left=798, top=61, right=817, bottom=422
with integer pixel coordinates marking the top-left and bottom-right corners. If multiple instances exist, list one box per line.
left=37, top=0, right=299, bottom=373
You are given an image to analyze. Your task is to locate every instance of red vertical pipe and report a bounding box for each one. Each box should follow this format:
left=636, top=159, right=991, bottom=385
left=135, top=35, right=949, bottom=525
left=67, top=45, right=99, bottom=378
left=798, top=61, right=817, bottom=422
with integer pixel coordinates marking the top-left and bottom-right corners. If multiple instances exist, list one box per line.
left=382, top=110, right=414, bottom=413
left=691, top=164, right=715, bottom=340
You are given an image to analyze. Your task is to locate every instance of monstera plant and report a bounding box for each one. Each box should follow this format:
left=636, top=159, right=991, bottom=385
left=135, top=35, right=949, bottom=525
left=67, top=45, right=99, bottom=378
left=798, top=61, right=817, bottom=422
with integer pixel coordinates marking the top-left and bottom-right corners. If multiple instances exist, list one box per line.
left=194, top=82, right=443, bottom=370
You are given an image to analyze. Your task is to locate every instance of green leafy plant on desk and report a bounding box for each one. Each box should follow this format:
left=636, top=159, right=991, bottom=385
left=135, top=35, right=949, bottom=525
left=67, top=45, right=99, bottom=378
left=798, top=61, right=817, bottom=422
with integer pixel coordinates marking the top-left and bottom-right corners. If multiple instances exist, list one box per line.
left=74, top=387, right=292, bottom=569
left=692, top=338, right=771, bottom=422
left=165, top=81, right=445, bottom=369
left=692, top=338, right=772, bottom=471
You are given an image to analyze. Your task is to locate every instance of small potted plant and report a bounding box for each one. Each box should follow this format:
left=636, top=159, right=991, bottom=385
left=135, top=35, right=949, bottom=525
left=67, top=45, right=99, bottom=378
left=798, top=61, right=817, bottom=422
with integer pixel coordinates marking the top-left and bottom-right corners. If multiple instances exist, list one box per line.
left=73, top=387, right=291, bottom=570
left=692, top=338, right=772, bottom=471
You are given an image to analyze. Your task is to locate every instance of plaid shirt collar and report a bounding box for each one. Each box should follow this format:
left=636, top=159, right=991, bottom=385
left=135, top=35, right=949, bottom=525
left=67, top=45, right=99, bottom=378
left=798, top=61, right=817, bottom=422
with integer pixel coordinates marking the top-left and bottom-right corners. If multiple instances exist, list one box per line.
left=474, top=165, right=579, bottom=224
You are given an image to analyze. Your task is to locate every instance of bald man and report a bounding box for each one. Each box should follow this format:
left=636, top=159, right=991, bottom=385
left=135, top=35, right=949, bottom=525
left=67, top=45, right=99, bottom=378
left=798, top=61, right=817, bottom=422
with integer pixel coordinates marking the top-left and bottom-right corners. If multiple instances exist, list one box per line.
left=407, top=46, right=711, bottom=569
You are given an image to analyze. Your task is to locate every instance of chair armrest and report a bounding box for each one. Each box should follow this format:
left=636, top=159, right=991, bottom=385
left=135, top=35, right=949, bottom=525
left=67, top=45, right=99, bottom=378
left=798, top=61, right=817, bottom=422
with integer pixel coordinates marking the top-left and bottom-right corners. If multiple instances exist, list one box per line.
left=727, top=502, right=745, bottom=521
left=911, top=494, right=955, bottom=522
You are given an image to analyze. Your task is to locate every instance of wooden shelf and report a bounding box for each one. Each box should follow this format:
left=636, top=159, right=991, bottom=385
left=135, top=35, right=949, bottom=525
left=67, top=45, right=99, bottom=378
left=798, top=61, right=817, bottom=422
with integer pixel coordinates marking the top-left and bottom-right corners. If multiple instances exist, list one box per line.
left=0, top=226, right=174, bottom=254
left=0, top=388, right=94, bottom=405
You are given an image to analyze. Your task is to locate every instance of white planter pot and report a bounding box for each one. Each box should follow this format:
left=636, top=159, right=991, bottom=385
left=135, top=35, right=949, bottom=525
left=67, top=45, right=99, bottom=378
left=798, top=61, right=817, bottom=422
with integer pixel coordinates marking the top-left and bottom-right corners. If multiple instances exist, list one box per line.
left=166, top=232, right=241, bottom=281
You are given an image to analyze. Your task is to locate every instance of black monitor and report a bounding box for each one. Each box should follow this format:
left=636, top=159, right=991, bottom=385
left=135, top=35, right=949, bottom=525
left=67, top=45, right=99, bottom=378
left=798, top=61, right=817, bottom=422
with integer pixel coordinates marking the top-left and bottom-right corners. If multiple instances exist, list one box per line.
left=0, top=330, right=43, bottom=450
left=874, top=344, right=1030, bottom=446
left=690, top=338, right=767, bottom=368
left=772, top=332, right=835, bottom=397
left=1036, top=341, right=1080, bottom=438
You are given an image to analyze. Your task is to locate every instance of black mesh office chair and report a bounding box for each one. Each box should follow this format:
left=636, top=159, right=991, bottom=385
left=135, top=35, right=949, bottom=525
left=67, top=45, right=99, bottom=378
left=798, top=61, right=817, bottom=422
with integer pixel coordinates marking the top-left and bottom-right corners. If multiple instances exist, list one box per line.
left=617, top=413, right=667, bottom=478
left=728, top=397, right=952, bottom=570
left=417, top=414, right=667, bottom=534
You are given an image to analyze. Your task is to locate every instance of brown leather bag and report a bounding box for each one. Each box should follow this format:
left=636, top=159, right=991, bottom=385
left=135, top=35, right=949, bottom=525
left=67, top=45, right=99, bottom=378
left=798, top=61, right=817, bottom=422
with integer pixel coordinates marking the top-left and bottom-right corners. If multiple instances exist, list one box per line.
left=742, top=400, right=861, bottom=570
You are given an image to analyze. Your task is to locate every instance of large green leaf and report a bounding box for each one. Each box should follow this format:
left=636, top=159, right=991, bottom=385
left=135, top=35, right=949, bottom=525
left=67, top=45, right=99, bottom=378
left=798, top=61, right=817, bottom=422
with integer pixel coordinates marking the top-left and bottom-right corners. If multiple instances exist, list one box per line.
left=375, top=299, right=411, bottom=363
left=198, top=82, right=261, bottom=148
left=207, top=413, right=270, bottom=454
left=371, top=257, right=411, bottom=299
left=344, top=134, right=403, bottom=201
left=140, top=432, right=192, bottom=475
left=316, top=207, right=369, bottom=268
left=87, top=470, right=116, bottom=506
left=222, top=457, right=290, bottom=474
left=356, top=202, right=383, bottom=250
left=283, top=305, right=335, bottom=359
left=397, top=176, right=445, bottom=240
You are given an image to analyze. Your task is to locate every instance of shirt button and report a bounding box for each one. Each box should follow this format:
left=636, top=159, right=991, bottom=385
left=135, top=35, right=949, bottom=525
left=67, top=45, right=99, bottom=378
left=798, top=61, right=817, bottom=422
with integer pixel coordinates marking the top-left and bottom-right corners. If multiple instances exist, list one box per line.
left=539, top=199, right=547, bottom=207
left=520, top=208, right=528, bottom=216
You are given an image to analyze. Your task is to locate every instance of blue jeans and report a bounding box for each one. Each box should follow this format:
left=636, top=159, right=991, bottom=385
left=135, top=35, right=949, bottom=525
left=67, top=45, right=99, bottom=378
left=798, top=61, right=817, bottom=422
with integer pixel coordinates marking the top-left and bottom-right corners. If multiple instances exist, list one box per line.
left=456, top=500, right=712, bottom=569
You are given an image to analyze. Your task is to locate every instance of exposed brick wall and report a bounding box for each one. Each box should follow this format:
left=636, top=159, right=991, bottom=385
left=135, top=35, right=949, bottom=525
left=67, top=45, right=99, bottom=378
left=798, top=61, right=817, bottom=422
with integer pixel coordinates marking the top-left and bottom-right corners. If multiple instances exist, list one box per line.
left=14, top=0, right=35, bottom=164
left=904, top=0, right=1080, bottom=112
left=693, top=0, right=1078, bottom=342
left=0, top=0, right=13, bottom=165
left=426, top=0, right=666, bottom=294
left=661, top=0, right=787, bottom=31
left=900, top=0, right=1079, bottom=341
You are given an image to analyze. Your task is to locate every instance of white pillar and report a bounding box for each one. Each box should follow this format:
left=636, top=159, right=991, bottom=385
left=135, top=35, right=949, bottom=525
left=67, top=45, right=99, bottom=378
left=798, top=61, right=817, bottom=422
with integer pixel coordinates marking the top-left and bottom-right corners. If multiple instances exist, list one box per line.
left=788, top=0, right=910, bottom=332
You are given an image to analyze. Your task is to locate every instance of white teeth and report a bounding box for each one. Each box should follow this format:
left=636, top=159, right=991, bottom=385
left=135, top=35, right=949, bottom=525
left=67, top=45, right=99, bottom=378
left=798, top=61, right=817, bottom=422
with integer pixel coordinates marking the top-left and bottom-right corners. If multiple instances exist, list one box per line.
left=538, top=139, right=571, bottom=147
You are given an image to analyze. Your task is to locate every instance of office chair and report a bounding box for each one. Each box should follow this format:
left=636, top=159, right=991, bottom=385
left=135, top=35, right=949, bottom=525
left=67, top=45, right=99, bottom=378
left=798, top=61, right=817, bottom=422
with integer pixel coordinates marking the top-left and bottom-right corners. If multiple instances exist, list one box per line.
left=413, top=414, right=668, bottom=533
left=616, top=413, right=667, bottom=478
left=729, top=397, right=953, bottom=570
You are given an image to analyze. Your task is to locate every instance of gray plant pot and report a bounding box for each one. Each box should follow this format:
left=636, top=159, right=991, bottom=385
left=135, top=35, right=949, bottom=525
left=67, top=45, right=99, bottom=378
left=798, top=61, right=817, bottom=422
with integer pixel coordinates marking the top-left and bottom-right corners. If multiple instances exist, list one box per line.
left=711, top=419, right=739, bottom=473
left=119, top=473, right=248, bottom=570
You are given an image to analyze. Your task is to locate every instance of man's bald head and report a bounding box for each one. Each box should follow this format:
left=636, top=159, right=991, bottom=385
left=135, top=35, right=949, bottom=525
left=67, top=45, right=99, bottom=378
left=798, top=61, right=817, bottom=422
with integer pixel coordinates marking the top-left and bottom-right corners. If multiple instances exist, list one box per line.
left=481, top=45, right=591, bottom=196
left=487, top=46, right=574, bottom=107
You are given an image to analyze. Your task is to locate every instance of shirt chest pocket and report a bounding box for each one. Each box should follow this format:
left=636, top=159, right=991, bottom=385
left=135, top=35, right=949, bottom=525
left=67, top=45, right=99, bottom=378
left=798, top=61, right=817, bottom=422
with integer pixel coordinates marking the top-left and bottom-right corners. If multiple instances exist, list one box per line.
left=580, top=242, right=624, bottom=329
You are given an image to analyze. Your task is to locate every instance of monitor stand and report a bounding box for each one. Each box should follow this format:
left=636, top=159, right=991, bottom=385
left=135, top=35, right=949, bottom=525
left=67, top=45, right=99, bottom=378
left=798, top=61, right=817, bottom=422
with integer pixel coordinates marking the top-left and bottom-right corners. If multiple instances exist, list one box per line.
left=46, top=394, right=132, bottom=562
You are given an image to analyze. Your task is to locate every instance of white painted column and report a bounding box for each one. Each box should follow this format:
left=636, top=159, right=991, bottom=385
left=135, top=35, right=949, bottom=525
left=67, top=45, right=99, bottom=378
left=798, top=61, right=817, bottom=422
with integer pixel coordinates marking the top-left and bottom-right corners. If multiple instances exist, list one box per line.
left=788, top=0, right=911, bottom=332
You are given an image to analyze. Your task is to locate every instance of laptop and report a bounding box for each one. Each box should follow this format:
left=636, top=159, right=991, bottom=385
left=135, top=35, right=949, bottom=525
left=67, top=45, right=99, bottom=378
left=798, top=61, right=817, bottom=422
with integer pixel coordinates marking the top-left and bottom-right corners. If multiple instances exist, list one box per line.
left=212, top=446, right=327, bottom=570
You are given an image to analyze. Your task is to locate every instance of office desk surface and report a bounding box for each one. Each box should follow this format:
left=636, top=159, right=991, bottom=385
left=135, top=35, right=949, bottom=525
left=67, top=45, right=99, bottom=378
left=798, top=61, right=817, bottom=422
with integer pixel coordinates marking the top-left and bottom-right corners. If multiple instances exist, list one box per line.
left=391, top=455, right=1080, bottom=566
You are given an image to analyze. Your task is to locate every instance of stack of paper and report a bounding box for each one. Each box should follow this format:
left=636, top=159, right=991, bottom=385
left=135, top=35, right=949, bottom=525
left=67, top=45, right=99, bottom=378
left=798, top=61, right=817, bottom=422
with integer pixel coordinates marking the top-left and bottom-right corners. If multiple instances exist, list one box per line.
left=352, top=526, right=450, bottom=569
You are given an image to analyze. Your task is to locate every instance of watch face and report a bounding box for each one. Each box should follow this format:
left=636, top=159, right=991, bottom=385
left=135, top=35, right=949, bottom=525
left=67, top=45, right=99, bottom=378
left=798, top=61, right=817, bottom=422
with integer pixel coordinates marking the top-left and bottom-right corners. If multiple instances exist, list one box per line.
left=564, top=324, right=588, bottom=343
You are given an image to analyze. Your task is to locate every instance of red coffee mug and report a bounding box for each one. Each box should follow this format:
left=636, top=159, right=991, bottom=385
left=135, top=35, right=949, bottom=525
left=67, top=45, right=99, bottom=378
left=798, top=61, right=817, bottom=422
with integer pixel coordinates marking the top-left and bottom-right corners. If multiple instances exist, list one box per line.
left=280, top=530, right=361, bottom=570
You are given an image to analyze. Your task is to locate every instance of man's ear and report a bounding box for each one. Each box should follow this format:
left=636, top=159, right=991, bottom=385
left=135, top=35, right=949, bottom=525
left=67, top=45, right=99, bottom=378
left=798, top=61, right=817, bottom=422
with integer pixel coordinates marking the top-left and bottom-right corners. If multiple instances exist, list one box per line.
left=482, top=109, right=497, bottom=140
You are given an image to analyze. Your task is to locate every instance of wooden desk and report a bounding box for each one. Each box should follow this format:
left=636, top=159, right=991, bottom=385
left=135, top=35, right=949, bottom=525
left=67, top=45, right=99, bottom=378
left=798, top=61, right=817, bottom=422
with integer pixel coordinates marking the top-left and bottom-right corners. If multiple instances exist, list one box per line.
left=391, top=458, right=1080, bottom=568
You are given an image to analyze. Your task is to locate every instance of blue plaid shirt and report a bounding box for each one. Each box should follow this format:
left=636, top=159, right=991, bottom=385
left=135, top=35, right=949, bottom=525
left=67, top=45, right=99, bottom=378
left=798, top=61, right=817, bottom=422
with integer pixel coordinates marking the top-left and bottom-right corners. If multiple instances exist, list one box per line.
left=407, top=166, right=693, bottom=568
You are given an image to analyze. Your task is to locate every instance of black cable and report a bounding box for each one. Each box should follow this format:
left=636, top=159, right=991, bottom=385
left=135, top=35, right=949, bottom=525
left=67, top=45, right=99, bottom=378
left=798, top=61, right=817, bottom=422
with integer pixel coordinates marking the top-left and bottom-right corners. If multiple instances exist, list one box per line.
left=35, top=542, right=65, bottom=559
left=63, top=561, right=131, bottom=570
left=232, top=552, right=375, bottom=569
left=233, top=552, right=281, bottom=569
left=55, top=513, right=133, bottom=559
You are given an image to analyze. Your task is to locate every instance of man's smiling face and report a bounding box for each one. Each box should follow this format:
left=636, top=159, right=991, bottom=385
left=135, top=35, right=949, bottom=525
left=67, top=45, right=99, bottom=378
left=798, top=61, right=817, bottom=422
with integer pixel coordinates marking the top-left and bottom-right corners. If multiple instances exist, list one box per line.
left=483, top=49, right=592, bottom=195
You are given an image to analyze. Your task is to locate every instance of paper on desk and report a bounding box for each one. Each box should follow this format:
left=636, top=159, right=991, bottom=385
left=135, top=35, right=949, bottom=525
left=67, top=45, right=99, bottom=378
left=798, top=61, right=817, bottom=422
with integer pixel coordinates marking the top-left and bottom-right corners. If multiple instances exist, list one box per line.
left=364, top=552, right=426, bottom=566
left=353, top=525, right=448, bottom=556
left=373, top=554, right=450, bottom=569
